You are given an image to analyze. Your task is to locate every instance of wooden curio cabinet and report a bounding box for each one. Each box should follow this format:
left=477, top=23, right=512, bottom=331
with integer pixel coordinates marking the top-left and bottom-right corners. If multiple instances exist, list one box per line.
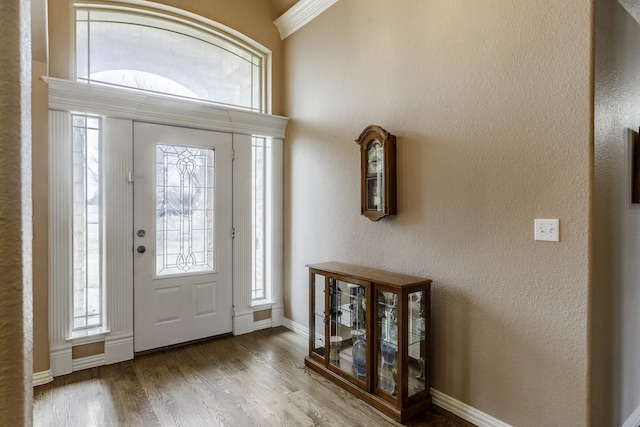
left=305, top=262, right=432, bottom=423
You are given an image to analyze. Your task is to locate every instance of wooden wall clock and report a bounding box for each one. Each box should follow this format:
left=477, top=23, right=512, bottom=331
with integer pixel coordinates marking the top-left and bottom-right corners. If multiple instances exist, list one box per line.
left=356, top=125, right=397, bottom=221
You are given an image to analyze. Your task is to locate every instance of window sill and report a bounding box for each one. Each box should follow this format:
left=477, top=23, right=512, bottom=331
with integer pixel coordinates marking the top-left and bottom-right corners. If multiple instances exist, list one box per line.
left=250, top=300, right=275, bottom=311
left=67, top=327, right=110, bottom=345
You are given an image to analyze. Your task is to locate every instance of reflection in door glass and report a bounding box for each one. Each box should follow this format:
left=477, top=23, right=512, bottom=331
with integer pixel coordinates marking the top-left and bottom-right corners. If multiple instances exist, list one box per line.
left=156, top=144, right=215, bottom=276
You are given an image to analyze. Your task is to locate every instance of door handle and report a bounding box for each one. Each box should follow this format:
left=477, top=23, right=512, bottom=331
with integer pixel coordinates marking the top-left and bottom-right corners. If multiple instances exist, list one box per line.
left=137, top=245, right=146, bottom=254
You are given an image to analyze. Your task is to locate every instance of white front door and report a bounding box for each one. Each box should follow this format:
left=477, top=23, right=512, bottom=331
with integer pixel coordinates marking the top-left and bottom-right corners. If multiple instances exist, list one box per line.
left=133, top=122, right=233, bottom=352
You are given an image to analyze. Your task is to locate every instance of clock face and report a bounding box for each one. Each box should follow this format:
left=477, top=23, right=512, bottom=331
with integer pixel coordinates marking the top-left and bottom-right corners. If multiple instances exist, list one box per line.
left=367, top=140, right=383, bottom=175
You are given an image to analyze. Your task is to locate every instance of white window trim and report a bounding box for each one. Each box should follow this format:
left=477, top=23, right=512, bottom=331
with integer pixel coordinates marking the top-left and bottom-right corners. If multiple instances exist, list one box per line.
left=47, top=77, right=287, bottom=377
left=74, top=0, right=273, bottom=114
left=46, top=77, right=287, bottom=138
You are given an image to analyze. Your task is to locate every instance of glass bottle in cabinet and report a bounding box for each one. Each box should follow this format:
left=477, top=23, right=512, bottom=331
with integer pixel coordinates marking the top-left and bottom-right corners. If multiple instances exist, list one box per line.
left=377, top=290, right=399, bottom=397
left=407, top=289, right=428, bottom=399
left=307, top=268, right=370, bottom=388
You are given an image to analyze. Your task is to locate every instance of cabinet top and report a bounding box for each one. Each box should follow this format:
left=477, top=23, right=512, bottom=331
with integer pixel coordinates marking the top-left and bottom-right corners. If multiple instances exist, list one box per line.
left=306, top=261, right=431, bottom=289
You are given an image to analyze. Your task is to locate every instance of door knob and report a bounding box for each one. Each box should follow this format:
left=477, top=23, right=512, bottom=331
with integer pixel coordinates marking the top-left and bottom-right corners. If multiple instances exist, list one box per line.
left=137, top=245, right=146, bottom=254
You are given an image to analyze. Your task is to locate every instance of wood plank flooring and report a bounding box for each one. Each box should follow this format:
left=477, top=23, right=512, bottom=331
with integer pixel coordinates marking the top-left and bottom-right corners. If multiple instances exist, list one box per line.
left=34, top=327, right=475, bottom=427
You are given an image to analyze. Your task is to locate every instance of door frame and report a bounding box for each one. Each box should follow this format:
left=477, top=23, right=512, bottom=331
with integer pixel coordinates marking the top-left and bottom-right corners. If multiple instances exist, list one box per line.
left=46, top=77, right=287, bottom=376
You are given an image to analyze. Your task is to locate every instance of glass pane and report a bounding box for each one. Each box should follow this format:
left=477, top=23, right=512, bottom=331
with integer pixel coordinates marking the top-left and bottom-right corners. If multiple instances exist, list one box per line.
left=72, top=114, right=102, bottom=330
left=252, top=137, right=266, bottom=300
left=75, top=7, right=264, bottom=112
left=408, top=290, right=427, bottom=397
left=366, top=140, right=384, bottom=212
left=328, top=280, right=368, bottom=380
left=75, top=21, right=88, bottom=80
left=252, top=62, right=261, bottom=112
left=155, top=144, right=215, bottom=276
left=377, top=290, right=398, bottom=396
left=312, top=274, right=326, bottom=358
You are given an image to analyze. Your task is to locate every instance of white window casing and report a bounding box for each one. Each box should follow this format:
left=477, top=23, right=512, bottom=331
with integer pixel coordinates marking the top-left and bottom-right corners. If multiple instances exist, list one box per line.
left=47, top=78, right=287, bottom=376
left=74, top=2, right=269, bottom=113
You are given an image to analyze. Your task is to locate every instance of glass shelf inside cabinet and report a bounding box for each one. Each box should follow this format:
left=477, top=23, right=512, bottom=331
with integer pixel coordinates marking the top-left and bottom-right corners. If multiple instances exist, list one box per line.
left=377, top=290, right=399, bottom=396
left=327, top=279, right=367, bottom=379
left=407, top=290, right=427, bottom=397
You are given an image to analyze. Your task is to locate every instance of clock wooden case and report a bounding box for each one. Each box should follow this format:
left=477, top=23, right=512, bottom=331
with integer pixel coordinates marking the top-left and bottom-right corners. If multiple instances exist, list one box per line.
left=356, top=125, right=397, bottom=221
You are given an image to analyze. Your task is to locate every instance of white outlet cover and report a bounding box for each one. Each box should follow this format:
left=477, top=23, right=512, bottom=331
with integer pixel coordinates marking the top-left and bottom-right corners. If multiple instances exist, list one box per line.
left=534, top=219, right=559, bottom=242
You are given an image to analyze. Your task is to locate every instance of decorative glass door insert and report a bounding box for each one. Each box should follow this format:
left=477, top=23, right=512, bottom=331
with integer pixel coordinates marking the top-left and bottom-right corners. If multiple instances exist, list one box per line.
left=156, top=144, right=216, bottom=276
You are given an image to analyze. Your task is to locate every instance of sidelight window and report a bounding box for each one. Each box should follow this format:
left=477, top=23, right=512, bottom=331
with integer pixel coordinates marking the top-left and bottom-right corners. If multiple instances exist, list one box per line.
left=252, top=137, right=271, bottom=301
left=72, top=114, right=103, bottom=330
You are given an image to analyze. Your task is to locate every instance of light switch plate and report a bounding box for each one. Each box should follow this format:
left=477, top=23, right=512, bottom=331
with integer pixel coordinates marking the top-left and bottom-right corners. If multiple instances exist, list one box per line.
left=534, top=219, right=559, bottom=242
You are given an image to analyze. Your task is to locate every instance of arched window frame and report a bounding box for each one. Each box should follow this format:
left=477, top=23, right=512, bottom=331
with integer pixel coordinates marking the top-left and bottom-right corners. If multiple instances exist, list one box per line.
left=73, top=1, right=272, bottom=113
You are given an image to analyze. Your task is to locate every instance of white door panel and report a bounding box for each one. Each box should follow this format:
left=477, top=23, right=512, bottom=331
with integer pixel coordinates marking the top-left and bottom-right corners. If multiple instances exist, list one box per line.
left=133, top=123, right=232, bottom=352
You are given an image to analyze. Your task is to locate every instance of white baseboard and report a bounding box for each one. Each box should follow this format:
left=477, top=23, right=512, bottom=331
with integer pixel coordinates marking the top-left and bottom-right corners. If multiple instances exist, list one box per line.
left=32, top=369, right=53, bottom=387
left=271, top=305, right=284, bottom=327
left=72, top=354, right=105, bottom=372
left=254, top=319, right=272, bottom=331
left=623, top=403, right=640, bottom=427
left=233, top=310, right=254, bottom=336
left=50, top=346, right=73, bottom=377
left=105, top=333, right=133, bottom=365
left=431, top=389, right=511, bottom=427
left=282, top=317, right=510, bottom=427
left=282, top=317, right=309, bottom=337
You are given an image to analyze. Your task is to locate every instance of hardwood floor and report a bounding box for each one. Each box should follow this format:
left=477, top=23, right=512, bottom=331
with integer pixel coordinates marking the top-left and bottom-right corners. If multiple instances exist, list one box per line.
left=34, top=327, right=475, bottom=427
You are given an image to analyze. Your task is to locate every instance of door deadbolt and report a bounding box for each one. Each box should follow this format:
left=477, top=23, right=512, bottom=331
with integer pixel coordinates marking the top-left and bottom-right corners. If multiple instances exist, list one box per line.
left=137, top=245, right=146, bottom=254
left=137, top=229, right=146, bottom=238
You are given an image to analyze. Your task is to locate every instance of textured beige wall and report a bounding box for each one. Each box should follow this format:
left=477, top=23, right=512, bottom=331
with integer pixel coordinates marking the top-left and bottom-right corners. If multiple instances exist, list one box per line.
left=72, top=342, right=105, bottom=359
left=253, top=309, right=272, bottom=322
left=0, top=0, right=33, bottom=424
left=593, top=0, right=640, bottom=424
left=283, top=1, right=592, bottom=425
left=269, top=0, right=298, bottom=16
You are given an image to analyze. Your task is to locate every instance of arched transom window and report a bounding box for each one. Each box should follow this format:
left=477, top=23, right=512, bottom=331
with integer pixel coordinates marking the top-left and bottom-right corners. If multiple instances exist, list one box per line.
left=75, top=3, right=266, bottom=112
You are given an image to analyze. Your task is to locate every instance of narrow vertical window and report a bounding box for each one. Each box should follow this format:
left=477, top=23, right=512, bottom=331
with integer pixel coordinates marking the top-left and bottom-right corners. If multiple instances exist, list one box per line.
left=72, top=114, right=102, bottom=330
left=252, top=137, right=270, bottom=301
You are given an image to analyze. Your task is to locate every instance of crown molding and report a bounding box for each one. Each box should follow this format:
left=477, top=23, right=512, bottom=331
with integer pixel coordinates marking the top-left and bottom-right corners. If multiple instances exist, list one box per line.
left=623, top=403, right=640, bottom=427
left=274, top=0, right=339, bottom=40
left=618, top=0, right=640, bottom=26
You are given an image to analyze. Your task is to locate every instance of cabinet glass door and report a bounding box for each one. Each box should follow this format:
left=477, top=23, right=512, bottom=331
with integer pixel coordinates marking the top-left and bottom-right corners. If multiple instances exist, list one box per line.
left=327, top=278, right=369, bottom=385
left=407, top=290, right=427, bottom=398
left=377, top=289, right=399, bottom=398
left=310, top=272, right=327, bottom=360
